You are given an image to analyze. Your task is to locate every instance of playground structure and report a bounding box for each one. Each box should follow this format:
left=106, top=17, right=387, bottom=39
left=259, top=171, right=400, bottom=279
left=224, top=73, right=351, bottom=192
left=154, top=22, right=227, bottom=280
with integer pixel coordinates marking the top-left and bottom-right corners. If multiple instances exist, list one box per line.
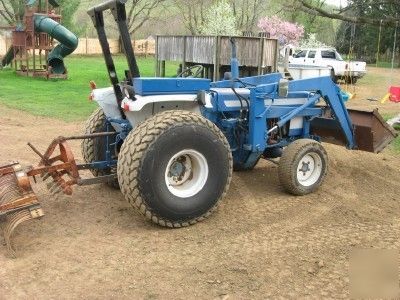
left=0, top=0, right=78, bottom=79
left=381, top=86, right=400, bottom=103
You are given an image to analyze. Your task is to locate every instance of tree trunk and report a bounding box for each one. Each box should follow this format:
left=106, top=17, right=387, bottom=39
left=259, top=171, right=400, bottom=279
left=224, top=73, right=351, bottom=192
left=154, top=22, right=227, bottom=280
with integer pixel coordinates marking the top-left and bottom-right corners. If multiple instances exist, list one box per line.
left=397, top=48, right=400, bottom=68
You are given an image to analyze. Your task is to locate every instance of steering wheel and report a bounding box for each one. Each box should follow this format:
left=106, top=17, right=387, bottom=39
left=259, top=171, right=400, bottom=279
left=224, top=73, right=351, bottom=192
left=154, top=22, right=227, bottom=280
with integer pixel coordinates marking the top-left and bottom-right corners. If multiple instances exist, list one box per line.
left=177, top=65, right=204, bottom=78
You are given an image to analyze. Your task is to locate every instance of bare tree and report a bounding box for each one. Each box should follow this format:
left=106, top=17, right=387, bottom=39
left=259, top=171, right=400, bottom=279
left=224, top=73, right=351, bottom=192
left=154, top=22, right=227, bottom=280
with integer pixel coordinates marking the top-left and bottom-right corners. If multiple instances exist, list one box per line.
left=176, top=0, right=267, bottom=35
left=0, top=0, right=25, bottom=26
left=125, top=0, right=168, bottom=35
left=174, top=0, right=211, bottom=35
left=292, top=0, right=400, bottom=28
left=232, top=0, right=266, bottom=32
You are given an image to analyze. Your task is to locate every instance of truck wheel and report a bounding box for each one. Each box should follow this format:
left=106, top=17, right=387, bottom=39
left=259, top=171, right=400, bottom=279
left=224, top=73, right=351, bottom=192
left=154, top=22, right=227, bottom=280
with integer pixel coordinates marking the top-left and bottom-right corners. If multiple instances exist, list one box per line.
left=81, top=108, right=119, bottom=189
left=117, top=110, right=233, bottom=227
left=345, top=76, right=358, bottom=84
left=278, top=139, right=328, bottom=196
left=330, top=68, right=338, bottom=83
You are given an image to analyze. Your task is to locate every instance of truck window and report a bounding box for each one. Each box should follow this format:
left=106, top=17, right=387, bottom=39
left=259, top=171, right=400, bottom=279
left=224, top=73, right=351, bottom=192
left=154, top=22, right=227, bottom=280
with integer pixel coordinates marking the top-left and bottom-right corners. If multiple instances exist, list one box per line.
left=294, top=50, right=307, bottom=58
left=321, top=51, right=336, bottom=59
left=335, top=51, right=344, bottom=61
left=308, top=51, right=316, bottom=59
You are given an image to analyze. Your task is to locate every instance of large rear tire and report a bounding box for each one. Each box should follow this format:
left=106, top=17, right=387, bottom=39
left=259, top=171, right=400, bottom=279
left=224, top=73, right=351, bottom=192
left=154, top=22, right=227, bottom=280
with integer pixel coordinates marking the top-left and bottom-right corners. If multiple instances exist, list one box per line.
left=278, top=139, right=328, bottom=196
left=81, top=108, right=119, bottom=188
left=117, top=110, right=233, bottom=227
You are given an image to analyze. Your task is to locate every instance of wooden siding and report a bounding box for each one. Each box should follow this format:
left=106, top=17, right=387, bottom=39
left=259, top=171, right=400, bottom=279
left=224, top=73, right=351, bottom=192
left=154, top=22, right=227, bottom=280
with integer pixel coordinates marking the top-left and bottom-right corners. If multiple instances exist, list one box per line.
left=156, top=35, right=277, bottom=68
left=157, top=36, right=185, bottom=61
left=185, top=36, right=216, bottom=64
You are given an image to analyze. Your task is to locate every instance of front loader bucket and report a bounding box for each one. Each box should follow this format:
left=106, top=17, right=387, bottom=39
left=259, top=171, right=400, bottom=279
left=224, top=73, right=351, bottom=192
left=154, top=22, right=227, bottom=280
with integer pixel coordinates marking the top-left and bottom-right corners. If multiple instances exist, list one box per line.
left=311, top=109, right=398, bottom=153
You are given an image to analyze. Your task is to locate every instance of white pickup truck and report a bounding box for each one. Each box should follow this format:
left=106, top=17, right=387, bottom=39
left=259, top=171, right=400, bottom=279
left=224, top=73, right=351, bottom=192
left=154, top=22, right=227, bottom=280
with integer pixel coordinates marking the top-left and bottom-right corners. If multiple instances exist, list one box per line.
left=289, top=48, right=367, bottom=83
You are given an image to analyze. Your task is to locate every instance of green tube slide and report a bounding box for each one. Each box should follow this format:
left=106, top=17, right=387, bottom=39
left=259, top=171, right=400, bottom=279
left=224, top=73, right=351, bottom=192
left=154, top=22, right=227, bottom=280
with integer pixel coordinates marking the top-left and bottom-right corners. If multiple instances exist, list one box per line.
left=1, top=46, right=18, bottom=67
left=34, top=15, right=78, bottom=74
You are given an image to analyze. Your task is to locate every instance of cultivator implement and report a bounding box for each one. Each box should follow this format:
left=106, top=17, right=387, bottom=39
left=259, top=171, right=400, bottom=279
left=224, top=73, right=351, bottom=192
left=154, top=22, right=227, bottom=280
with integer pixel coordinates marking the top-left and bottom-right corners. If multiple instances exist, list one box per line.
left=1, top=162, right=44, bottom=257
left=0, top=133, right=116, bottom=257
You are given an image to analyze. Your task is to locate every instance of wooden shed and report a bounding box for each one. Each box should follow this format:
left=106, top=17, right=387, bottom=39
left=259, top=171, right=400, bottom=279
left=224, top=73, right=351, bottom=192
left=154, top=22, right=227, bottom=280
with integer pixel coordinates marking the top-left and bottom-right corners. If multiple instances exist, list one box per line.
left=155, top=35, right=279, bottom=81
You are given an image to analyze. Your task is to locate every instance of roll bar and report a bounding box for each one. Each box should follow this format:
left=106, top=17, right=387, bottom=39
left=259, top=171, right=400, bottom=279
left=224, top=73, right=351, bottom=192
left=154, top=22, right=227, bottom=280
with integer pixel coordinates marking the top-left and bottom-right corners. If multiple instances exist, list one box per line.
left=88, top=0, right=127, bottom=13
left=87, top=0, right=140, bottom=115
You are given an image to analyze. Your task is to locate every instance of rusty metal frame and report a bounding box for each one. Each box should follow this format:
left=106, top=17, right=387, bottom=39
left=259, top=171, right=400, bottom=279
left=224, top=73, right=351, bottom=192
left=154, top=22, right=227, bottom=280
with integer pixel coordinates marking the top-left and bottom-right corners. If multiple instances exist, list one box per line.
left=0, top=131, right=117, bottom=257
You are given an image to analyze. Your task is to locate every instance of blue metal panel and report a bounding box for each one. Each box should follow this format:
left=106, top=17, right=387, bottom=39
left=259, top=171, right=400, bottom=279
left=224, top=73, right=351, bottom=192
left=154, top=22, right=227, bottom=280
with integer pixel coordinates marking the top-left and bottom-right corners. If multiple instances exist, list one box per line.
left=265, top=107, right=322, bottom=119
left=287, top=76, right=355, bottom=149
left=289, top=128, right=303, bottom=136
left=133, top=77, right=211, bottom=95
left=211, top=73, right=283, bottom=88
left=248, top=87, right=272, bottom=153
left=274, top=95, right=320, bottom=129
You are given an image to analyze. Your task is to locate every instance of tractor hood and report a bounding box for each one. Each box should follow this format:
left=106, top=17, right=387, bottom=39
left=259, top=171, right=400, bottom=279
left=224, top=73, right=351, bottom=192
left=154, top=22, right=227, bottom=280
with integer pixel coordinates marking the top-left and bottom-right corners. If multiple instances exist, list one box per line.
left=132, top=78, right=211, bottom=96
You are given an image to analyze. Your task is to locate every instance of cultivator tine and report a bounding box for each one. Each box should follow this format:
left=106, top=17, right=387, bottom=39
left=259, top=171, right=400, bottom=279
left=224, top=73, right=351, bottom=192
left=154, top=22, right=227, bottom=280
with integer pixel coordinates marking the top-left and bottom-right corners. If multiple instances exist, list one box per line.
left=3, top=209, right=33, bottom=258
left=0, top=182, right=21, bottom=206
left=3, top=207, right=44, bottom=258
left=41, top=172, right=51, bottom=182
left=0, top=163, right=44, bottom=257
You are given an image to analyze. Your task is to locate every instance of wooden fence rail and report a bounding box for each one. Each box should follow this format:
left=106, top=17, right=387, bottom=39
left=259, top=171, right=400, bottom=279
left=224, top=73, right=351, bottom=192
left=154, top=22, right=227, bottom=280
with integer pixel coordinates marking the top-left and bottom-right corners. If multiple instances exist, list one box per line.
left=0, top=35, right=156, bottom=56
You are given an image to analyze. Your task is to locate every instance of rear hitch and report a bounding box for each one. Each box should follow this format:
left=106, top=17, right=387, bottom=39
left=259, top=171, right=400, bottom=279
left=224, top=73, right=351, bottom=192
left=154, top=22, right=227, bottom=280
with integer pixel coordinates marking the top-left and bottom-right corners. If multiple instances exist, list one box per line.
left=0, top=132, right=116, bottom=257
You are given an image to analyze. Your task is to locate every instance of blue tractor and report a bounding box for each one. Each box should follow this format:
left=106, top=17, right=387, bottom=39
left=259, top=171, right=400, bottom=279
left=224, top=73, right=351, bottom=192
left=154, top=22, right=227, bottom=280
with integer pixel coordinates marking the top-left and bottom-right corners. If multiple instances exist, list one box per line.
left=0, top=0, right=397, bottom=255
left=78, top=0, right=396, bottom=227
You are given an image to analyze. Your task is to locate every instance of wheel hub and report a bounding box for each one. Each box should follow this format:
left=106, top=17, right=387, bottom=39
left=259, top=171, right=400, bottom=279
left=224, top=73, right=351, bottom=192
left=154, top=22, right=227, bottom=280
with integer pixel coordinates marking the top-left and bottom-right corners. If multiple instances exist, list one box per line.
left=168, top=155, right=191, bottom=186
left=299, top=161, right=311, bottom=176
left=165, top=150, right=209, bottom=198
left=296, top=153, right=322, bottom=187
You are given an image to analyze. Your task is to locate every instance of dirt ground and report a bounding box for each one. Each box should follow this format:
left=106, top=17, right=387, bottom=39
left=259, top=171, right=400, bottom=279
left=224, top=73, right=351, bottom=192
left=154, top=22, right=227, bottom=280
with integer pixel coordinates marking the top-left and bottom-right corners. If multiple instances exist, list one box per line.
left=341, top=67, right=400, bottom=115
left=0, top=68, right=400, bottom=299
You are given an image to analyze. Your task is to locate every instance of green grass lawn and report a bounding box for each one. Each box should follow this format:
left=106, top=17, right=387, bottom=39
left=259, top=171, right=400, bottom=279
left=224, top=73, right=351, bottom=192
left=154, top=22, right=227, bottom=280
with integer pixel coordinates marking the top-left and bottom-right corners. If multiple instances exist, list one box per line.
left=0, top=56, right=178, bottom=121
left=382, top=114, right=400, bottom=153
left=368, top=61, right=400, bottom=69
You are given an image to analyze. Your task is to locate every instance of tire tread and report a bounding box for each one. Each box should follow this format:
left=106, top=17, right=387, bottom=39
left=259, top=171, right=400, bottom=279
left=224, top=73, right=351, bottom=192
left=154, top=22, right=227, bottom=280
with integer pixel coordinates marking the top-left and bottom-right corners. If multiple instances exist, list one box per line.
left=117, top=110, right=233, bottom=228
left=278, top=139, right=328, bottom=196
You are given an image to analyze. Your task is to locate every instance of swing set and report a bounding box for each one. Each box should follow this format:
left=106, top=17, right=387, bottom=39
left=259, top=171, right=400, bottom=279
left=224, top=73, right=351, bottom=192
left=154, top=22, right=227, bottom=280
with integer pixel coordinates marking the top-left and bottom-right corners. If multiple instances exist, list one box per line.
left=341, top=23, right=357, bottom=100
left=341, top=19, right=399, bottom=104
left=378, top=20, right=399, bottom=104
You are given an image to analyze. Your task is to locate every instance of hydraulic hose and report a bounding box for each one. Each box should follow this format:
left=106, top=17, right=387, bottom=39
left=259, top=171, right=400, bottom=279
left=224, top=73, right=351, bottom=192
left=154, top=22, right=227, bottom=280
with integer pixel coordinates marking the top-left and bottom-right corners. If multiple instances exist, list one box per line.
left=34, top=15, right=78, bottom=74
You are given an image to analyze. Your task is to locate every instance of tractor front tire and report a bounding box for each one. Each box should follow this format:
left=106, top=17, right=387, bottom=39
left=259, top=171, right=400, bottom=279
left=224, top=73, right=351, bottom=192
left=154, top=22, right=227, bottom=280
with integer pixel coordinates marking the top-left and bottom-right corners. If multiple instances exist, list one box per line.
left=117, top=110, right=233, bottom=227
left=278, top=139, right=328, bottom=196
left=81, top=107, right=119, bottom=189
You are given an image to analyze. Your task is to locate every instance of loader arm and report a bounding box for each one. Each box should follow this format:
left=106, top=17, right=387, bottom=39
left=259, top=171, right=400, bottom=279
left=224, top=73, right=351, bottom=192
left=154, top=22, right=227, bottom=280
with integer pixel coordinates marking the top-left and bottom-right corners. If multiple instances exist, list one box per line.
left=287, top=76, right=355, bottom=149
left=287, top=76, right=397, bottom=153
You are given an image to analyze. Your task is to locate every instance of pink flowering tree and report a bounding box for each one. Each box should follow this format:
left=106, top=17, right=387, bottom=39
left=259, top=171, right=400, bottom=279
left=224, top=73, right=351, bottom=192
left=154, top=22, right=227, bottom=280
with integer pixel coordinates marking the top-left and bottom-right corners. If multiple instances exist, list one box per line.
left=258, top=16, right=304, bottom=46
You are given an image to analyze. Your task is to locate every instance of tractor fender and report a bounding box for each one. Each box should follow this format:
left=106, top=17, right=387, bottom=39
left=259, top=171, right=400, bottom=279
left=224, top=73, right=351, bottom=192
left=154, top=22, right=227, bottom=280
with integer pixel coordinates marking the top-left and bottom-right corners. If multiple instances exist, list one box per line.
left=121, top=94, right=199, bottom=111
left=92, top=87, right=204, bottom=130
left=122, top=94, right=202, bottom=129
left=91, top=87, right=123, bottom=121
